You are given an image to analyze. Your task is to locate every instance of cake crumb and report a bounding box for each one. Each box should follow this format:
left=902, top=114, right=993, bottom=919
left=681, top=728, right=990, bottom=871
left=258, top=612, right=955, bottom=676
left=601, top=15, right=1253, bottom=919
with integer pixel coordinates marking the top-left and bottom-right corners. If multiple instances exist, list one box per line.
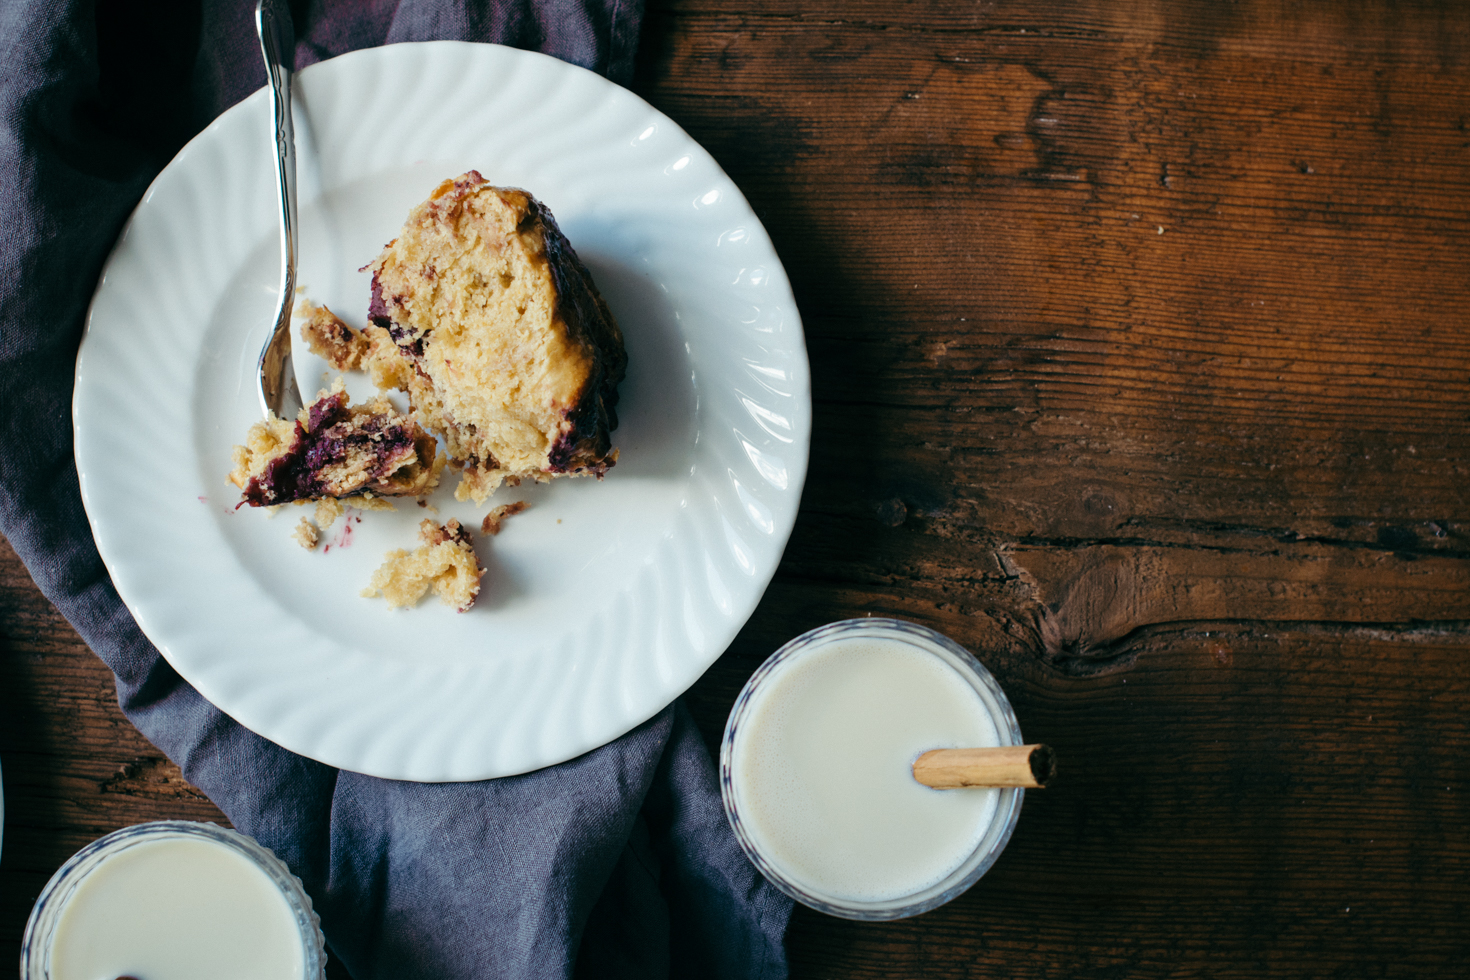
left=361, top=518, right=483, bottom=612
left=349, top=494, right=398, bottom=513
left=481, top=501, right=528, bottom=536
left=298, top=301, right=371, bottom=370
left=292, top=517, right=319, bottom=550
left=454, top=465, right=507, bottom=504
left=230, top=382, right=443, bottom=507
left=314, top=497, right=344, bottom=530
left=231, top=416, right=295, bottom=488
left=299, top=302, right=415, bottom=393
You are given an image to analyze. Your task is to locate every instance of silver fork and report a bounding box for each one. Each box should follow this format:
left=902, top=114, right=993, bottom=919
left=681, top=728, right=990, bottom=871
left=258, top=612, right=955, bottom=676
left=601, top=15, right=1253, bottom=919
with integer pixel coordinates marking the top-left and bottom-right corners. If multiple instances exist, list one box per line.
left=255, top=0, right=302, bottom=419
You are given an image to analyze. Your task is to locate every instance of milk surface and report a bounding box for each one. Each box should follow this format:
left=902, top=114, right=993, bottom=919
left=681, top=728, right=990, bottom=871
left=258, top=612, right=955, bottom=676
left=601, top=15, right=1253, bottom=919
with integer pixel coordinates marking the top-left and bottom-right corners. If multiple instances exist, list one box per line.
left=49, top=836, right=306, bottom=980
left=732, top=637, right=1001, bottom=903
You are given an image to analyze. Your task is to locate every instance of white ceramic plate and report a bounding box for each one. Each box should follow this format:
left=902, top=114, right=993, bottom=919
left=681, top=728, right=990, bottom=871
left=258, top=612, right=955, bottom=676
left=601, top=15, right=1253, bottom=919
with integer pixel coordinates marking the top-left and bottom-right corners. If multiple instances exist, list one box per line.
left=75, top=42, right=809, bottom=781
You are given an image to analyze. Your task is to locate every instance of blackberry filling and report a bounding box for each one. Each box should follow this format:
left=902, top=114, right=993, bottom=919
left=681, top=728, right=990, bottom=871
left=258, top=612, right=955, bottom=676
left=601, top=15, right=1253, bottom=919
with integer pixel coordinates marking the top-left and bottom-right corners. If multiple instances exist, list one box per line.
left=231, top=388, right=442, bottom=506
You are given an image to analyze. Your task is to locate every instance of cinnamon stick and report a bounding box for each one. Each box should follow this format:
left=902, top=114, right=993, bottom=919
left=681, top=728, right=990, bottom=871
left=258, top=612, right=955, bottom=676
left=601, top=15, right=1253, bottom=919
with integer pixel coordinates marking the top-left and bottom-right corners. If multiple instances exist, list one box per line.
left=912, top=744, right=1056, bottom=789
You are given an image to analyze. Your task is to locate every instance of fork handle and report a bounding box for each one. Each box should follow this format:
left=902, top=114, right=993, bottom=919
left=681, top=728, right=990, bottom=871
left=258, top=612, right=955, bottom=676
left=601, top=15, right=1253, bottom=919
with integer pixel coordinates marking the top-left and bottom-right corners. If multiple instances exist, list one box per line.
left=255, top=0, right=301, bottom=419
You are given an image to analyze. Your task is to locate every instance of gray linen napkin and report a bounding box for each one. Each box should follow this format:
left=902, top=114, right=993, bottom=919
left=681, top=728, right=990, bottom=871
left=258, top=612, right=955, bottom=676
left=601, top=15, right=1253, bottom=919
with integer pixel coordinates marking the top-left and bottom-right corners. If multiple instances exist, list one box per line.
left=0, top=1, right=791, bottom=976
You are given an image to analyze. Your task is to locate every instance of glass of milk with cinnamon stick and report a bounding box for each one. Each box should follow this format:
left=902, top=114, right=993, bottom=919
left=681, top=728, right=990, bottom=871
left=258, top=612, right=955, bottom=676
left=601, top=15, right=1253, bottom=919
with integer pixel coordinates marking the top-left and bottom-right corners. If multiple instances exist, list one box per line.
left=721, top=618, right=1043, bottom=920
left=22, top=821, right=327, bottom=980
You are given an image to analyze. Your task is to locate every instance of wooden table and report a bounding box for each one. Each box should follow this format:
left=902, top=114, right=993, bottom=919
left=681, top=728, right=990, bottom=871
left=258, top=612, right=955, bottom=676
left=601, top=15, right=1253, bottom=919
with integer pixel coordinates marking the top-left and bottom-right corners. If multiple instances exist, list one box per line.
left=4, top=1, right=1468, bottom=975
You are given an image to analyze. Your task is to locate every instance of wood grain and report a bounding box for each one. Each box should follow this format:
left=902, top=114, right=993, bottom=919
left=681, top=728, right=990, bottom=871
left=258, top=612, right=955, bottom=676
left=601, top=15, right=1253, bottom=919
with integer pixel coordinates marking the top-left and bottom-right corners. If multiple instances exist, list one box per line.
left=4, top=1, right=1470, bottom=977
left=0, top=536, right=229, bottom=963
left=780, top=627, right=1470, bottom=978
left=634, top=0, right=1470, bottom=975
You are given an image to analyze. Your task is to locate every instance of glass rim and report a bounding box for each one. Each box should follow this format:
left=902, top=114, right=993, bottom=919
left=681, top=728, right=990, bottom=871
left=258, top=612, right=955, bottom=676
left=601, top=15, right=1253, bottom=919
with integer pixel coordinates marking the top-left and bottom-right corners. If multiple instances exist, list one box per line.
left=20, top=820, right=327, bottom=979
left=720, top=617, right=1026, bottom=921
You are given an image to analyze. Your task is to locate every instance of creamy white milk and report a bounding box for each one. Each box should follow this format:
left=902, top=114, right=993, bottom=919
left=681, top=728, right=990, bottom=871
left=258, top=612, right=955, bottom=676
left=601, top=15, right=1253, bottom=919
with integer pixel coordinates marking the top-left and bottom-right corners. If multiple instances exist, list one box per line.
left=731, top=637, right=1001, bottom=904
left=48, top=835, right=306, bottom=980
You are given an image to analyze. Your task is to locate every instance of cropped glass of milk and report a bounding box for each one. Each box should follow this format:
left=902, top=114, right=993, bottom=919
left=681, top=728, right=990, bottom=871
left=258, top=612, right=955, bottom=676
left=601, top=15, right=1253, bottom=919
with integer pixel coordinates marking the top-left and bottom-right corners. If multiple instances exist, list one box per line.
left=722, top=619, right=1025, bottom=920
left=23, top=821, right=326, bottom=980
